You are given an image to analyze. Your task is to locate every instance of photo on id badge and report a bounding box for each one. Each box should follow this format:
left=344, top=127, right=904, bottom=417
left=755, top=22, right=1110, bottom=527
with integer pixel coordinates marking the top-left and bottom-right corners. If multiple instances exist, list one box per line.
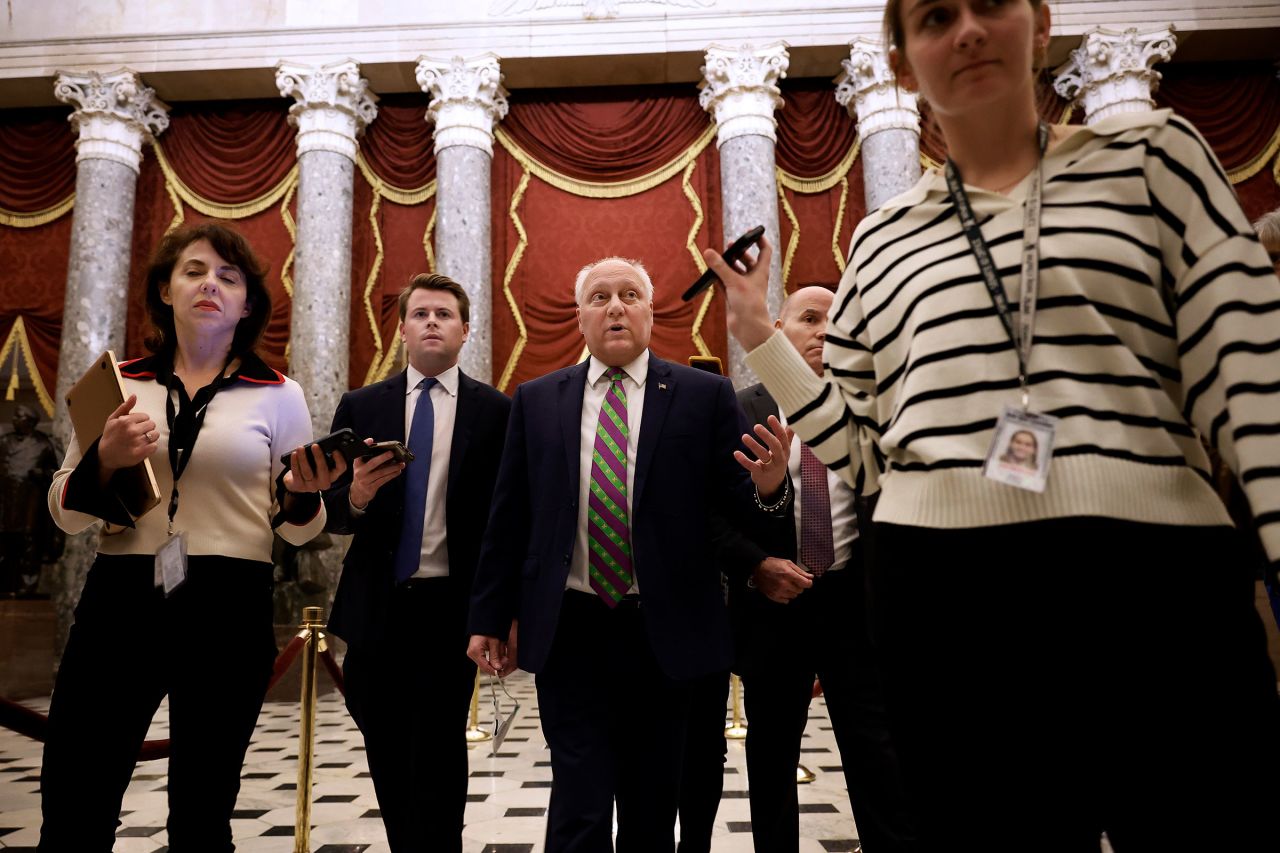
left=983, top=407, right=1057, bottom=493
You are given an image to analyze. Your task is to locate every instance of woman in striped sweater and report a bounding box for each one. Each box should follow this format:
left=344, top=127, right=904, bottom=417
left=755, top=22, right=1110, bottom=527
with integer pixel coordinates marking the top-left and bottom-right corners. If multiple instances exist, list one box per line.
left=707, top=1, right=1280, bottom=849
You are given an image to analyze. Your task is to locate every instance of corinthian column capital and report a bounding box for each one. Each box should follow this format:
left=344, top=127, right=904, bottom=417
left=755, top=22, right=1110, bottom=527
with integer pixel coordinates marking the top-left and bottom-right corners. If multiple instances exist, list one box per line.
left=415, top=54, right=510, bottom=156
left=835, top=38, right=919, bottom=138
left=1053, top=26, right=1177, bottom=125
left=275, top=59, right=379, bottom=160
left=699, top=42, right=789, bottom=146
left=53, top=69, right=169, bottom=173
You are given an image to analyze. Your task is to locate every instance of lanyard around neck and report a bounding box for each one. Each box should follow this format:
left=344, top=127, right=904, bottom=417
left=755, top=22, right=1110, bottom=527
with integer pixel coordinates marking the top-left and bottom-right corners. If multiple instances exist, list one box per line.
left=163, top=355, right=236, bottom=530
left=944, top=122, right=1049, bottom=410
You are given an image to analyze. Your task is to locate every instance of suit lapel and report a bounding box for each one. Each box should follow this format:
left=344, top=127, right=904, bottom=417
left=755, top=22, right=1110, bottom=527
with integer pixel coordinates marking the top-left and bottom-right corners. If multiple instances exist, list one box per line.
left=383, top=371, right=410, bottom=506
left=559, top=362, right=589, bottom=494
left=632, top=353, right=672, bottom=510
left=448, top=371, right=479, bottom=501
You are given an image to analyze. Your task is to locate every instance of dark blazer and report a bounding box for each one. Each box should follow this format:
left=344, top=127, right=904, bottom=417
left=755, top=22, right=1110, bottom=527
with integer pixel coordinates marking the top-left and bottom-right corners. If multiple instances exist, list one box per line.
left=324, top=368, right=511, bottom=650
left=467, top=352, right=781, bottom=681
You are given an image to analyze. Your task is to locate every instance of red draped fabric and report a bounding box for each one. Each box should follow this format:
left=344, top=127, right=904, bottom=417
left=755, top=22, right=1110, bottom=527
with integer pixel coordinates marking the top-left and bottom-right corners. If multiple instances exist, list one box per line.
left=0, top=108, right=76, bottom=211
left=160, top=100, right=294, bottom=202
left=351, top=94, right=438, bottom=387
left=490, top=85, right=724, bottom=391
left=776, top=79, right=865, bottom=292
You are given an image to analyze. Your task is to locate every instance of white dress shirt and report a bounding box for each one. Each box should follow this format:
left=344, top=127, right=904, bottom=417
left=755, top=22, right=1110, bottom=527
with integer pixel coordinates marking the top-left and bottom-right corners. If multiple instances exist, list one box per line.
left=566, top=351, right=648, bottom=595
left=405, top=362, right=459, bottom=578
left=781, top=412, right=858, bottom=573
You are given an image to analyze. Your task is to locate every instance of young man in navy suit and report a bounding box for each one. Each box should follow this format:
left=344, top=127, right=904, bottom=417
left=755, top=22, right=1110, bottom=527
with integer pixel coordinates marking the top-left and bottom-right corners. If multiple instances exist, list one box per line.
left=323, top=274, right=511, bottom=853
left=467, top=257, right=791, bottom=853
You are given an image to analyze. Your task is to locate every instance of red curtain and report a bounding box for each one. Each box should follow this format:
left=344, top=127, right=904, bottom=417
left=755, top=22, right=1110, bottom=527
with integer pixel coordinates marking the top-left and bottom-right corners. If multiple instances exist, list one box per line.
left=351, top=94, right=437, bottom=387
left=776, top=79, right=865, bottom=292
left=0, top=108, right=76, bottom=211
left=490, top=85, right=724, bottom=391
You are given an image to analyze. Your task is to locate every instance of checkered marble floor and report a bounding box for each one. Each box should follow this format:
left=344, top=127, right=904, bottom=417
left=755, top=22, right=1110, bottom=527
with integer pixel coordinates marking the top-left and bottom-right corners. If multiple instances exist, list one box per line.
left=0, top=672, right=866, bottom=852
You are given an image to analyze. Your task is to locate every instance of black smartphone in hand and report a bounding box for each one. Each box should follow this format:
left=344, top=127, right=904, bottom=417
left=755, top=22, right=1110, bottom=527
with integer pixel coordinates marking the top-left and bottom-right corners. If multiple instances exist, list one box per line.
left=279, top=427, right=362, bottom=470
left=682, top=225, right=766, bottom=302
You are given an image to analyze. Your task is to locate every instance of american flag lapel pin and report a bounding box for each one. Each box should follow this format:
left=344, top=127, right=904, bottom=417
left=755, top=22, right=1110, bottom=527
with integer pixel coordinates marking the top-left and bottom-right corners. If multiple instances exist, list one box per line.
left=659, top=382, right=668, bottom=390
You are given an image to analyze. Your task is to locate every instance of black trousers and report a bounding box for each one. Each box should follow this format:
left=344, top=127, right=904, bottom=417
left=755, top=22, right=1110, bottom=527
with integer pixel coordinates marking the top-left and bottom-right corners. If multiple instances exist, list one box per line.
left=39, top=554, right=275, bottom=853
left=537, top=591, right=695, bottom=853
left=741, top=562, right=917, bottom=853
left=341, top=577, right=477, bottom=853
left=872, top=518, right=1280, bottom=852
left=676, top=670, right=729, bottom=853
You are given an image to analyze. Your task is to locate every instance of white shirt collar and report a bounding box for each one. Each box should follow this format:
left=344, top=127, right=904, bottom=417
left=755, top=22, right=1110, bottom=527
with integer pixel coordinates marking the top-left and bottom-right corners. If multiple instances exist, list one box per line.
left=406, top=362, right=460, bottom=397
left=588, top=350, right=649, bottom=389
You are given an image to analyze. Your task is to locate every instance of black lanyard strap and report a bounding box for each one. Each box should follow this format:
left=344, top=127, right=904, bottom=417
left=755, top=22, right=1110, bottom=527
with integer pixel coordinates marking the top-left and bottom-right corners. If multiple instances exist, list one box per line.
left=944, top=122, right=1049, bottom=410
left=163, top=355, right=236, bottom=528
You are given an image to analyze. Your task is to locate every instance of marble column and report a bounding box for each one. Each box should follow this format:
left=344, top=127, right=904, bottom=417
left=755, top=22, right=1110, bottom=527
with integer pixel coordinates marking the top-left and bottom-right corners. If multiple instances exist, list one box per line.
left=1053, top=26, right=1177, bottom=125
left=50, top=69, right=170, bottom=663
left=276, top=60, right=377, bottom=619
left=700, top=42, right=789, bottom=388
left=415, top=54, right=509, bottom=385
left=275, top=59, right=378, bottom=438
left=835, top=38, right=922, bottom=213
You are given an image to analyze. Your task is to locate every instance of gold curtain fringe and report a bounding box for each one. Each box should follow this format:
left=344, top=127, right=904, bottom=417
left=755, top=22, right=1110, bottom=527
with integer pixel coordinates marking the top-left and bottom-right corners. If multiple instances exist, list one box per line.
left=153, top=142, right=298, bottom=219
left=497, top=169, right=532, bottom=393
left=0, top=196, right=74, bottom=228
left=495, top=126, right=717, bottom=199
left=776, top=137, right=862, bottom=195
left=681, top=159, right=715, bottom=359
left=280, top=181, right=299, bottom=300
left=1227, top=124, right=1280, bottom=185
left=0, top=317, right=55, bottom=418
left=354, top=152, right=436, bottom=206
left=831, top=176, right=851, bottom=274
left=359, top=192, right=387, bottom=387
left=776, top=181, right=801, bottom=291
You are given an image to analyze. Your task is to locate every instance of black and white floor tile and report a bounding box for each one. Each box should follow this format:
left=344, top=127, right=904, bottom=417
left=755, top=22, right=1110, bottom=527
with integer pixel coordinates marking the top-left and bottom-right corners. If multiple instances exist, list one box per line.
left=0, top=672, right=869, bottom=851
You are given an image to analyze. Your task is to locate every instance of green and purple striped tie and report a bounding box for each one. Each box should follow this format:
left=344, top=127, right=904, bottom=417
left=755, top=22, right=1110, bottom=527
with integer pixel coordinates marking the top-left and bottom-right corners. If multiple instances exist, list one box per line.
left=588, top=369, right=634, bottom=606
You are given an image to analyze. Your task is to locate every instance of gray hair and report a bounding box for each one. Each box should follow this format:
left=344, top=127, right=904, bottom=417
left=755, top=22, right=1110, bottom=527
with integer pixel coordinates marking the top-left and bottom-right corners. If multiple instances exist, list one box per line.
left=1255, top=209, right=1280, bottom=252
left=573, top=257, right=654, bottom=305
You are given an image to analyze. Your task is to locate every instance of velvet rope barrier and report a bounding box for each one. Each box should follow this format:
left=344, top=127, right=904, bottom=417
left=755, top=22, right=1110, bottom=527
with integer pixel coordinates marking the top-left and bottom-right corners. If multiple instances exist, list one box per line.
left=0, top=631, right=317, bottom=759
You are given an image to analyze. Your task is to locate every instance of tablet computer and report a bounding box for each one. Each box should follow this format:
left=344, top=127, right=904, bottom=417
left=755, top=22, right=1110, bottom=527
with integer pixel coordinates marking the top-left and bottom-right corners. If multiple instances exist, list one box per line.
left=65, top=351, right=163, bottom=520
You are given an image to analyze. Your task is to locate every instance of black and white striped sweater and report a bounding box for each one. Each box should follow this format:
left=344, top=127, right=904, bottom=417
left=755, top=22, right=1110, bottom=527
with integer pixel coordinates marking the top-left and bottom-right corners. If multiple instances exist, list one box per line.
left=747, top=109, right=1280, bottom=561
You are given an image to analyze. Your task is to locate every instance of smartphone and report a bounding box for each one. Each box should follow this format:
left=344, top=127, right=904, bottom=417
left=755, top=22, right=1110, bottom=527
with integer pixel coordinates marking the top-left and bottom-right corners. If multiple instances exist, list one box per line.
left=279, top=427, right=362, bottom=470
left=681, top=225, right=766, bottom=302
left=354, top=440, right=415, bottom=464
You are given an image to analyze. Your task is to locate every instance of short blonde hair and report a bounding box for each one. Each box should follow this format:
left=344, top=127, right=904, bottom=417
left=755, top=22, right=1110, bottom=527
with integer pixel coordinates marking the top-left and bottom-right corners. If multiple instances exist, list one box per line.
left=573, top=257, right=654, bottom=305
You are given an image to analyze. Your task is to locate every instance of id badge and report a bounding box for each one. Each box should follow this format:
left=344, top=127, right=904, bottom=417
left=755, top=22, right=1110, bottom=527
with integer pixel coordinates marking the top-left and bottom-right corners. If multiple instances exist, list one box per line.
left=983, top=406, right=1058, bottom=493
left=155, top=531, right=189, bottom=597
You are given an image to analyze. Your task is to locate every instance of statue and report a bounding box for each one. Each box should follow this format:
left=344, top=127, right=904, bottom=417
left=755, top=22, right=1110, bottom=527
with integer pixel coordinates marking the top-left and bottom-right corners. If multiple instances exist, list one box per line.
left=0, top=404, right=60, bottom=597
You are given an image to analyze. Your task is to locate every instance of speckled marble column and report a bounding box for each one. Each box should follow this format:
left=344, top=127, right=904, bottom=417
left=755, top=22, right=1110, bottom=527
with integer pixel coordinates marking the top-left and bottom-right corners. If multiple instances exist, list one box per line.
left=836, top=38, right=922, bottom=213
left=50, top=69, right=169, bottom=664
left=701, top=43, right=789, bottom=388
left=276, top=60, right=377, bottom=617
left=416, top=55, right=509, bottom=385
left=276, top=59, right=378, bottom=438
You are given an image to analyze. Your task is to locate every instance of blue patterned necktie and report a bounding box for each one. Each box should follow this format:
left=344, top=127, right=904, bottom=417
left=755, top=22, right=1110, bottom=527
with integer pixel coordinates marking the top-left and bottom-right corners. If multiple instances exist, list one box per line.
left=395, top=377, right=437, bottom=583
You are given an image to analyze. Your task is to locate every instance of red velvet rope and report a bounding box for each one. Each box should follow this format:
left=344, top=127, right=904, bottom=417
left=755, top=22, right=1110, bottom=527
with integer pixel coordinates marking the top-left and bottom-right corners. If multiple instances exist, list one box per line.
left=0, top=631, right=323, bottom=760
left=318, top=645, right=346, bottom=699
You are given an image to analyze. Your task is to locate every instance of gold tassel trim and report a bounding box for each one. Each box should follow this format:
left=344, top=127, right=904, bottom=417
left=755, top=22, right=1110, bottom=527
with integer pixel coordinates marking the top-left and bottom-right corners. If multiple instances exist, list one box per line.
left=831, top=176, right=850, bottom=274
left=153, top=142, right=298, bottom=219
left=0, top=317, right=54, bottom=417
left=776, top=179, right=801, bottom=291
left=776, top=137, right=862, bottom=194
left=1227, top=124, right=1280, bottom=185
left=496, top=169, right=531, bottom=393
left=682, top=158, right=715, bottom=359
left=0, top=196, right=74, bottom=228
left=496, top=126, right=717, bottom=199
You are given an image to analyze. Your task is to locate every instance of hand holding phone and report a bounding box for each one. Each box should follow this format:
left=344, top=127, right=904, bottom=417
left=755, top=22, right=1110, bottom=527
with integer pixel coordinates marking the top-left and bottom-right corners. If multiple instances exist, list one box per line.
left=279, top=427, right=363, bottom=471
left=354, top=440, right=415, bottom=465
left=349, top=437, right=409, bottom=509
left=682, top=225, right=766, bottom=302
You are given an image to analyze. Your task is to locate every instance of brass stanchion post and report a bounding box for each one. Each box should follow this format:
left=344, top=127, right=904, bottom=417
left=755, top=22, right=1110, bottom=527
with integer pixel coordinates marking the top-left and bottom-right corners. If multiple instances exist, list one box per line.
left=293, top=606, right=325, bottom=853
left=465, top=668, right=492, bottom=743
left=796, top=764, right=815, bottom=784
left=725, top=674, right=748, bottom=740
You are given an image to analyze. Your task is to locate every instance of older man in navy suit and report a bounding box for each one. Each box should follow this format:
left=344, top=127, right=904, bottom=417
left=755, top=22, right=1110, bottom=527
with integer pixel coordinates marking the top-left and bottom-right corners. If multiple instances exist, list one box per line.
left=467, top=256, right=792, bottom=853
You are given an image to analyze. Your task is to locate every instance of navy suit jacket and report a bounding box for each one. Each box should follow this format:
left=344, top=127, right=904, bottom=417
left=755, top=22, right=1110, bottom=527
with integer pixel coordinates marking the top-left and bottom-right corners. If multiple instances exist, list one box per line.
left=324, top=368, right=511, bottom=651
left=468, top=352, right=783, bottom=681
